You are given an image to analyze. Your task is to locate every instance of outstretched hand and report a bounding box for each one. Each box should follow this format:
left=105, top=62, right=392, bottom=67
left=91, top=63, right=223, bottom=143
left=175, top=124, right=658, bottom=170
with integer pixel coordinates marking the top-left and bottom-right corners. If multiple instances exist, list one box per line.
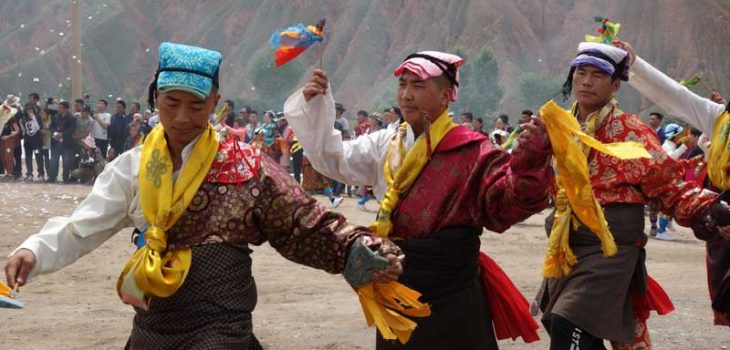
left=303, top=69, right=329, bottom=102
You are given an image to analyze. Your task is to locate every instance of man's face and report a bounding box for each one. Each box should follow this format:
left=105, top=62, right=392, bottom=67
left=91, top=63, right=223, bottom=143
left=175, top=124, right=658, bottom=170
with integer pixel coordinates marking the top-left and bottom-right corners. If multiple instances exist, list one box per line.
left=460, top=115, right=469, bottom=124
left=248, top=113, right=258, bottom=124
left=96, top=101, right=106, bottom=113
left=115, top=104, right=124, bottom=114
left=519, top=113, right=531, bottom=125
left=59, top=104, right=69, bottom=114
left=74, top=102, right=83, bottom=112
left=471, top=120, right=482, bottom=130
left=81, top=110, right=90, bottom=119
left=335, top=109, right=343, bottom=118
left=397, top=71, right=450, bottom=127
left=357, top=114, right=368, bottom=123
left=572, top=65, right=620, bottom=111
left=131, top=104, right=139, bottom=114
left=648, top=115, right=661, bottom=129
left=156, top=89, right=219, bottom=147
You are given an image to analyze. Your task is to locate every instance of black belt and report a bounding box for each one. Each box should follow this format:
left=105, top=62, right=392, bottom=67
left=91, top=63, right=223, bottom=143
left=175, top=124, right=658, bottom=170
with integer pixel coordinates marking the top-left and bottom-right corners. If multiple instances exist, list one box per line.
left=396, top=226, right=481, bottom=300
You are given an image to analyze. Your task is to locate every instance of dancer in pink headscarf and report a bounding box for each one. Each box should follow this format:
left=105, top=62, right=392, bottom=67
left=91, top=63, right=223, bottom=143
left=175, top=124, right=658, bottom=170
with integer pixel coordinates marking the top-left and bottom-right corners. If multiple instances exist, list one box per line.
left=284, top=51, right=555, bottom=349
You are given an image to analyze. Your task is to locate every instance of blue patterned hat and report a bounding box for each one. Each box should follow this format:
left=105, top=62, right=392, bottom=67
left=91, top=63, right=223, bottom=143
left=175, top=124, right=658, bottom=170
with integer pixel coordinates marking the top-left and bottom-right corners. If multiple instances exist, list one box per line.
left=155, top=42, right=222, bottom=100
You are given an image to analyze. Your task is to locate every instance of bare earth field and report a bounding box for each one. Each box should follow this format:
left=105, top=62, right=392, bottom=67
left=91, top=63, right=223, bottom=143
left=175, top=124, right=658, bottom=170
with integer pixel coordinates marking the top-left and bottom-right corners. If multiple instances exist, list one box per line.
left=1, top=182, right=728, bottom=349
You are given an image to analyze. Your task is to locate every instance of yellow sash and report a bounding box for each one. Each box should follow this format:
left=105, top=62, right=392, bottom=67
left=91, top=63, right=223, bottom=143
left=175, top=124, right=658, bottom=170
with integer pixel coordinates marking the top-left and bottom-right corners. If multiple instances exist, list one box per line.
left=117, top=124, right=219, bottom=299
left=707, top=111, right=730, bottom=190
left=540, top=100, right=651, bottom=278
left=370, top=110, right=457, bottom=238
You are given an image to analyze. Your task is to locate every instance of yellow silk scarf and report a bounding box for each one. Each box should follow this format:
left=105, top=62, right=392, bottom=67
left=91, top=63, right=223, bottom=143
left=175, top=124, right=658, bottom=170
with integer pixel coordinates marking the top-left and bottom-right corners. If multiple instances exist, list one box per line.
left=370, top=110, right=457, bottom=238
left=500, top=127, right=520, bottom=149
left=117, top=124, right=219, bottom=300
left=707, top=111, right=730, bottom=190
left=355, top=110, right=455, bottom=344
left=540, top=100, right=651, bottom=278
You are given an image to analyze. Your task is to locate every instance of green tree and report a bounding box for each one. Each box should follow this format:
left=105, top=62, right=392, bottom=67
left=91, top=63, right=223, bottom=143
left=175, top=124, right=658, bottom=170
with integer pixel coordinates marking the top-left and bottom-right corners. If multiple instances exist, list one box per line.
left=457, top=48, right=503, bottom=116
left=517, top=72, right=565, bottom=111
left=247, top=47, right=306, bottom=110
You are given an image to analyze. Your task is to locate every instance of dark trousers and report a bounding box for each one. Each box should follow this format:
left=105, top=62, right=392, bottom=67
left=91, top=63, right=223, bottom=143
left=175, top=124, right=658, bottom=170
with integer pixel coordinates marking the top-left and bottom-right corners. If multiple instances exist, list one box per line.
left=95, top=138, right=109, bottom=159
left=49, top=142, right=61, bottom=181
left=23, top=142, right=43, bottom=177
left=291, top=150, right=303, bottom=184
left=38, top=148, right=49, bottom=177
left=12, top=145, right=21, bottom=178
left=329, top=178, right=344, bottom=196
left=549, top=315, right=607, bottom=350
left=50, top=142, right=76, bottom=182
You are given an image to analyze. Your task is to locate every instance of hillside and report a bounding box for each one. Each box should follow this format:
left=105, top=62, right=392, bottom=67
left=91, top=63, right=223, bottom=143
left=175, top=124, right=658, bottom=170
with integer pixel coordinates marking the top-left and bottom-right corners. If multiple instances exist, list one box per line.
left=0, top=0, right=728, bottom=119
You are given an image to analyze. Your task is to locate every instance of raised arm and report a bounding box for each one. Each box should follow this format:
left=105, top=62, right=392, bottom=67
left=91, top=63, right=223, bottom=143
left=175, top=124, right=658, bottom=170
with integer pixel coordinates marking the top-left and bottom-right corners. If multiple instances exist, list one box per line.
left=4, top=150, right=137, bottom=287
left=284, top=69, right=390, bottom=188
left=614, top=39, right=725, bottom=135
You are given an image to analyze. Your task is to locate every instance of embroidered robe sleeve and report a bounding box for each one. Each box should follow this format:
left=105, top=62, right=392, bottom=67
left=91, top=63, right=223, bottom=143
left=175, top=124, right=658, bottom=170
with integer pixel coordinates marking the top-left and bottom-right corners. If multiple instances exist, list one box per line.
left=629, top=56, right=725, bottom=135
left=283, top=86, right=392, bottom=199
left=8, top=150, right=138, bottom=279
left=471, top=135, right=554, bottom=233
left=603, top=114, right=717, bottom=226
left=254, top=156, right=395, bottom=274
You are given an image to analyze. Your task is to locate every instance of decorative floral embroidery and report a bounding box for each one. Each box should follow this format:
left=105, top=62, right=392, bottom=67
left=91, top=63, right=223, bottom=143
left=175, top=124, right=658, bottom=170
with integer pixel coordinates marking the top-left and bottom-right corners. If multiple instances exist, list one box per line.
left=145, top=149, right=168, bottom=188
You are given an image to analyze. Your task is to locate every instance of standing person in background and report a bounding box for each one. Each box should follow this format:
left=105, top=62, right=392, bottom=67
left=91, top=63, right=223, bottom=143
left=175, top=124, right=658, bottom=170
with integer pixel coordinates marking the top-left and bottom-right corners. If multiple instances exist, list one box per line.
left=647, top=112, right=666, bottom=145
left=21, top=104, right=42, bottom=181
left=334, top=103, right=350, bottom=138
left=353, top=110, right=369, bottom=137
left=384, top=106, right=402, bottom=134
left=108, top=100, right=130, bottom=157
left=37, top=108, right=52, bottom=182
left=91, top=99, right=111, bottom=158
left=0, top=99, right=21, bottom=179
left=223, top=99, right=236, bottom=127
left=244, top=110, right=259, bottom=143
left=277, top=116, right=294, bottom=170
left=49, top=101, right=76, bottom=183
left=460, top=112, right=474, bottom=130
left=471, top=118, right=488, bottom=137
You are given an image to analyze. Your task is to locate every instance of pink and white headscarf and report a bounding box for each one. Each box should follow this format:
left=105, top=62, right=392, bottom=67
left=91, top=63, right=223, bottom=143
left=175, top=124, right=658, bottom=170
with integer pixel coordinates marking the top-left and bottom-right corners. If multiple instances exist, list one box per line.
left=394, top=51, right=464, bottom=101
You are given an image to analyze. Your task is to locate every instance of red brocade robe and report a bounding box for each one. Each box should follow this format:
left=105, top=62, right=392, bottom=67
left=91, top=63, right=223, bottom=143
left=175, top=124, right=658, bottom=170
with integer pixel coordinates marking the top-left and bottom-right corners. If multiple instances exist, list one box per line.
left=390, top=125, right=554, bottom=343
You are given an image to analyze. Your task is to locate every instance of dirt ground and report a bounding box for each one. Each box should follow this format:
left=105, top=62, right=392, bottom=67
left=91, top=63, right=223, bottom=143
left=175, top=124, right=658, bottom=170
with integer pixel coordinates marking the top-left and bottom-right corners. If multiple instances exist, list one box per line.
left=1, top=182, right=728, bottom=349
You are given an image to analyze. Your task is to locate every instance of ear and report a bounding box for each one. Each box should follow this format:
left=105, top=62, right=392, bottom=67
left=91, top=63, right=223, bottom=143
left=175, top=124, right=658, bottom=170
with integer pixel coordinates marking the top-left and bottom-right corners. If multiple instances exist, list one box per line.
left=441, top=87, right=452, bottom=107
left=611, top=80, right=621, bottom=94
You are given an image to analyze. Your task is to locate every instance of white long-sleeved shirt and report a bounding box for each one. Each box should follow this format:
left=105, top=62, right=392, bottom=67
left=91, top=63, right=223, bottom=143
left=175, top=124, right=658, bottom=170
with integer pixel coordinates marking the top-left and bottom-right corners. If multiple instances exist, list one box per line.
left=283, top=87, right=412, bottom=201
left=629, top=56, right=726, bottom=135
left=10, top=139, right=199, bottom=280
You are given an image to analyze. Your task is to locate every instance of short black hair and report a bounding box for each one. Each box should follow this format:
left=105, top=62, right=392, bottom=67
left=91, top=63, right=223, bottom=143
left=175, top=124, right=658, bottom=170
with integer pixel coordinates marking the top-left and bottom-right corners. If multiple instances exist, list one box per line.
left=74, top=98, right=85, bottom=105
left=82, top=105, right=92, bottom=113
left=649, top=112, right=664, bottom=120
left=357, top=110, right=368, bottom=117
left=117, top=100, right=127, bottom=109
left=690, top=128, right=702, bottom=137
left=498, top=114, right=509, bottom=124
left=29, top=92, right=40, bottom=100
left=224, top=99, right=235, bottom=108
left=59, top=101, right=70, bottom=109
left=98, top=99, right=108, bottom=106
left=475, top=117, right=484, bottom=124
left=132, top=102, right=141, bottom=111
left=460, top=112, right=474, bottom=121
left=521, top=109, right=533, bottom=116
